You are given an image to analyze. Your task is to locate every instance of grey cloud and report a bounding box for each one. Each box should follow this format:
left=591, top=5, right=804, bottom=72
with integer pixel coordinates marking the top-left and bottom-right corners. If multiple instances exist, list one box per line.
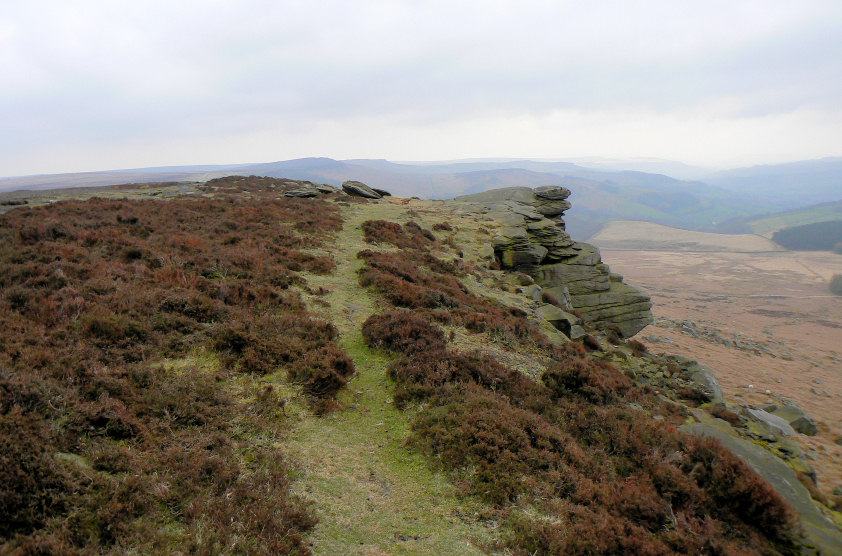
left=1, top=1, right=841, bottom=174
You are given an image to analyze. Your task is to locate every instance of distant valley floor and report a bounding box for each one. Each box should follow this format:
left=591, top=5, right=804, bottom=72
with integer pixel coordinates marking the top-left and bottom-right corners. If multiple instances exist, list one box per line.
left=591, top=220, right=784, bottom=252
left=604, top=249, right=842, bottom=497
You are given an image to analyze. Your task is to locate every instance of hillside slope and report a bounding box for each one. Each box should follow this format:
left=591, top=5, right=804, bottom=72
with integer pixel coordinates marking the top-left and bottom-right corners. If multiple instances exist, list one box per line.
left=1, top=157, right=781, bottom=238
left=2, top=178, right=840, bottom=554
left=706, top=158, right=842, bottom=209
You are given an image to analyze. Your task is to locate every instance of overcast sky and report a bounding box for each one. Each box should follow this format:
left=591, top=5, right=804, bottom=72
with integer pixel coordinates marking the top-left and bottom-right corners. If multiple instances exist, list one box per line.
left=2, top=0, right=841, bottom=176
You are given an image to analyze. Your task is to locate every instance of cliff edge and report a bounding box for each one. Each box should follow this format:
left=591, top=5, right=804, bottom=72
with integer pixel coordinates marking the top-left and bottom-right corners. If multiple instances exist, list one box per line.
left=454, top=186, right=654, bottom=337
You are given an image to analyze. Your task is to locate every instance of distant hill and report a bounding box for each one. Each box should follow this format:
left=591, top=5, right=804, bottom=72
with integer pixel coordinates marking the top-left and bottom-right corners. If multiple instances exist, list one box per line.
left=4, top=156, right=842, bottom=238
left=565, top=157, right=712, bottom=180
left=704, top=157, right=842, bottom=209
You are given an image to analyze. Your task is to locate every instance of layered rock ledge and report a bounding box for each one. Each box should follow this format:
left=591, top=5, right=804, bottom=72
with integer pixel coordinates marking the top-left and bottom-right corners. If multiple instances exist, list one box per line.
left=455, top=186, right=653, bottom=338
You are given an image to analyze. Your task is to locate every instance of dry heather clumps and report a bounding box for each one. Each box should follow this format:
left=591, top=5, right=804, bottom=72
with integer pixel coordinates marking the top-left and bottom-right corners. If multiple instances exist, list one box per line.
left=357, top=246, right=543, bottom=349
left=0, top=187, right=351, bottom=553
left=358, top=219, right=798, bottom=554
left=362, top=310, right=447, bottom=355
left=361, top=219, right=436, bottom=249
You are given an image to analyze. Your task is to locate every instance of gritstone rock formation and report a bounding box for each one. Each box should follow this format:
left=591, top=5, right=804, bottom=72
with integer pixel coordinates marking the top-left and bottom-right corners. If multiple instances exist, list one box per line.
left=455, top=186, right=654, bottom=338
left=342, top=180, right=383, bottom=199
left=284, top=181, right=341, bottom=197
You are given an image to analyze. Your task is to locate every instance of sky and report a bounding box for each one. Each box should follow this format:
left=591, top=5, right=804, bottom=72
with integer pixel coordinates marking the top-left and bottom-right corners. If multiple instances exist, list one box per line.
left=1, top=0, right=841, bottom=176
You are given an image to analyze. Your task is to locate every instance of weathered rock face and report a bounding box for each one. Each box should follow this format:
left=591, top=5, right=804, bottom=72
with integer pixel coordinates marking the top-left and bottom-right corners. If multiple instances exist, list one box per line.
left=671, top=355, right=726, bottom=408
left=455, top=186, right=653, bottom=337
left=283, top=181, right=340, bottom=198
left=342, top=180, right=382, bottom=199
left=759, top=401, right=819, bottom=436
left=682, top=415, right=842, bottom=555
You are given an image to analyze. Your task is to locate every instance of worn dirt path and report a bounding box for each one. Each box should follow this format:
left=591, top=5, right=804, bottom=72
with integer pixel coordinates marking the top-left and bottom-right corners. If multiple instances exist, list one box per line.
left=282, top=200, right=493, bottom=555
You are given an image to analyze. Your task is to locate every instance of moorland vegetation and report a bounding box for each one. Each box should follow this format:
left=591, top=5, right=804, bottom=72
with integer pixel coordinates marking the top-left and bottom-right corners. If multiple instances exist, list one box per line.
left=358, top=219, right=798, bottom=554
left=0, top=177, right=353, bottom=553
left=0, top=179, right=819, bottom=554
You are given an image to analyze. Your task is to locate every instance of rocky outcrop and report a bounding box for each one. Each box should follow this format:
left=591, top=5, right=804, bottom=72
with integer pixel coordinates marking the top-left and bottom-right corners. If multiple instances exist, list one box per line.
left=284, top=181, right=340, bottom=198
left=342, top=180, right=382, bottom=199
left=286, top=179, right=387, bottom=200
left=455, top=186, right=653, bottom=337
left=758, top=401, right=819, bottom=436
left=670, top=355, right=726, bottom=407
left=743, top=408, right=798, bottom=437
left=682, top=415, right=842, bottom=555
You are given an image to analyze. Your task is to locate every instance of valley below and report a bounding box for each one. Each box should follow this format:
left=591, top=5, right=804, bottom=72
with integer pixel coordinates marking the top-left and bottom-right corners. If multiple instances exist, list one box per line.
left=602, top=248, right=842, bottom=496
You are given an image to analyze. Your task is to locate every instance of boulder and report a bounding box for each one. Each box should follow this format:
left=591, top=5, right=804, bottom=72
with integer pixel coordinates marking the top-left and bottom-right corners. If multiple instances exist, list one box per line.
left=315, top=183, right=341, bottom=194
left=742, top=408, right=797, bottom=437
left=536, top=304, right=581, bottom=339
left=762, top=401, right=819, bottom=436
left=342, top=180, right=382, bottom=199
left=672, top=356, right=725, bottom=407
left=371, top=187, right=392, bottom=197
left=568, top=325, right=587, bottom=340
left=478, top=243, right=496, bottom=263
left=682, top=415, right=842, bottom=554
left=534, top=185, right=571, bottom=200
left=284, top=188, right=320, bottom=198
left=522, top=284, right=544, bottom=302
left=544, top=284, right=572, bottom=310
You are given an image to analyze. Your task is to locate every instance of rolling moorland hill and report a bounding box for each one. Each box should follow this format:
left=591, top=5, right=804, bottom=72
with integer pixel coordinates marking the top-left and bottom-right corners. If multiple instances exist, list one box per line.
left=6, top=155, right=842, bottom=241
left=705, top=158, right=842, bottom=210
left=2, top=177, right=842, bottom=554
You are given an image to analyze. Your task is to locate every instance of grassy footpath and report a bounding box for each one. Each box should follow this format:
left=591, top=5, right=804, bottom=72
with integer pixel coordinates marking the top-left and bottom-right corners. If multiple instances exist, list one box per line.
left=283, top=201, right=494, bottom=555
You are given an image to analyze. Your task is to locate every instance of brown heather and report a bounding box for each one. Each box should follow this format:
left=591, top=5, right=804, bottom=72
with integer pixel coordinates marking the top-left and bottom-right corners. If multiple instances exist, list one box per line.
left=0, top=178, right=351, bottom=553
left=359, top=220, right=798, bottom=555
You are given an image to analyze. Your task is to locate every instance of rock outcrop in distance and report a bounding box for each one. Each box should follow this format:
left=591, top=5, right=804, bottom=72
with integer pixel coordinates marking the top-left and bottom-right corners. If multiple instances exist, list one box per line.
left=455, top=186, right=653, bottom=338
left=283, top=180, right=392, bottom=199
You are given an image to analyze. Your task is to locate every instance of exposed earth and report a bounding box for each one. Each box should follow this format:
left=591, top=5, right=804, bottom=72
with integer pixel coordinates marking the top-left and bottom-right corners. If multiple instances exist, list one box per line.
left=601, top=247, right=842, bottom=497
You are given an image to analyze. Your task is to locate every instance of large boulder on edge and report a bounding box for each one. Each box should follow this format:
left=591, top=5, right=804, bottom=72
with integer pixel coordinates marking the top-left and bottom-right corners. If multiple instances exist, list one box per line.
left=342, top=180, right=382, bottom=199
left=761, top=401, right=819, bottom=436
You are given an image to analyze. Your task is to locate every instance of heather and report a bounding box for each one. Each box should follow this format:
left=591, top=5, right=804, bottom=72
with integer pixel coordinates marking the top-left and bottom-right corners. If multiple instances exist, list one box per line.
left=359, top=220, right=798, bottom=555
left=0, top=180, right=350, bottom=553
